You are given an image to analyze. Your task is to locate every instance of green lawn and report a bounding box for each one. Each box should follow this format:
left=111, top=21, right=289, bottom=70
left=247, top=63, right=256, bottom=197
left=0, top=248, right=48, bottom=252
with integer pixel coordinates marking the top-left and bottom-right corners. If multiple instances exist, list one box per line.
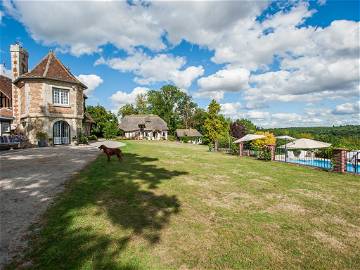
left=10, top=141, right=360, bottom=269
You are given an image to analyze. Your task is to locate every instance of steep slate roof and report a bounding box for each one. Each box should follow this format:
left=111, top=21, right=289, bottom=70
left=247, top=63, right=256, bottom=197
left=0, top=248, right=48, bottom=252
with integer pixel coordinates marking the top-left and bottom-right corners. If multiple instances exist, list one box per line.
left=176, top=128, right=202, bottom=137
left=0, top=75, right=12, bottom=99
left=14, top=52, right=87, bottom=89
left=119, top=114, right=168, bottom=132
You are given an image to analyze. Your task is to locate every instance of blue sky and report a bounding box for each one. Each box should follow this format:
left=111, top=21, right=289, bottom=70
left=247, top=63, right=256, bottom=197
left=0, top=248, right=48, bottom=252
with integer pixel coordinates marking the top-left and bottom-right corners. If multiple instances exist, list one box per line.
left=0, top=0, right=359, bottom=127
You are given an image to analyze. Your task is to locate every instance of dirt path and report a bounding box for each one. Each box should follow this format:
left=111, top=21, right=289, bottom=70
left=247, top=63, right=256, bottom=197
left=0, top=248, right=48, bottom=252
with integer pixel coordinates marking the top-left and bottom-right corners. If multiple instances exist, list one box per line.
left=0, top=141, right=124, bottom=267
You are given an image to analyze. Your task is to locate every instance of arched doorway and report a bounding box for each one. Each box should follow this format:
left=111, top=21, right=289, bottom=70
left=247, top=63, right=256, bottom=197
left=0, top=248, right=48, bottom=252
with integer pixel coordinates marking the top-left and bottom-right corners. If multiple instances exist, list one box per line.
left=53, top=121, right=70, bottom=145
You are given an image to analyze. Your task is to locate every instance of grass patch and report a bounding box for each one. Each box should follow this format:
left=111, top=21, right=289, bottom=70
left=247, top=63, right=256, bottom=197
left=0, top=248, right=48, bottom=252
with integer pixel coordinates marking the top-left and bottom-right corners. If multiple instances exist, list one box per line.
left=8, top=141, right=360, bottom=269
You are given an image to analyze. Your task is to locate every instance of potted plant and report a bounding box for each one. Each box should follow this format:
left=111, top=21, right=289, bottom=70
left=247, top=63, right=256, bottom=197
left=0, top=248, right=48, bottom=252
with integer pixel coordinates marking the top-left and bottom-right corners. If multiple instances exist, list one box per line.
left=36, top=131, right=48, bottom=147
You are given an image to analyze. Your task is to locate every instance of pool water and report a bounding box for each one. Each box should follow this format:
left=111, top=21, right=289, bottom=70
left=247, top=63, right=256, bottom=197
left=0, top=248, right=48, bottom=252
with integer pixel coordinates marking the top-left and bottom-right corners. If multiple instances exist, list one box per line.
left=288, top=158, right=360, bottom=174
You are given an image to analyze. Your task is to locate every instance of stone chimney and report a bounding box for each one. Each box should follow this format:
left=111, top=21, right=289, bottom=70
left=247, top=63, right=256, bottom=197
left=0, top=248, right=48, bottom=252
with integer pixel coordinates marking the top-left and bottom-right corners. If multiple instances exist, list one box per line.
left=10, top=43, right=28, bottom=80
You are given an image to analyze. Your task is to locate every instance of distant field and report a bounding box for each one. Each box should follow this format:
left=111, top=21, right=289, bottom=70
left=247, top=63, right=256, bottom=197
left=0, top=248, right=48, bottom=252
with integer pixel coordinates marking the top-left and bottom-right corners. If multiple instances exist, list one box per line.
left=9, top=141, right=360, bottom=269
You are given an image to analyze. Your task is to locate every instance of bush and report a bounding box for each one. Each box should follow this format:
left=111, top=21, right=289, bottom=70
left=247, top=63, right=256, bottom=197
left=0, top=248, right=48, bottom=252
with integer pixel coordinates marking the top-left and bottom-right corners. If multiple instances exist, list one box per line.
left=103, top=121, right=119, bottom=139
left=77, top=133, right=88, bottom=144
left=36, top=131, right=48, bottom=140
left=251, top=131, right=276, bottom=149
left=167, top=135, right=177, bottom=141
left=180, top=136, right=190, bottom=143
left=315, top=147, right=333, bottom=159
left=87, top=134, right=97, bottom=141
left=258, top=147, right=271, bottom=161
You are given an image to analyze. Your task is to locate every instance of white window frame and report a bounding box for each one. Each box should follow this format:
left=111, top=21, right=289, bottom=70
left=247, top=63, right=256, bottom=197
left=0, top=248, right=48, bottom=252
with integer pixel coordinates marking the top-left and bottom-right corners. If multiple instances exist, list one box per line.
left=52, top=87, right=70, bottom=106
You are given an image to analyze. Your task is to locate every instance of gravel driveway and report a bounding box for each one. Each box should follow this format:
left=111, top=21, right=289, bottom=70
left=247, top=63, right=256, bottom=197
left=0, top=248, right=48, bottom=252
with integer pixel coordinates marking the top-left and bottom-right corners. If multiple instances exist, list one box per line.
left=0, top=140, right=124, bottom=267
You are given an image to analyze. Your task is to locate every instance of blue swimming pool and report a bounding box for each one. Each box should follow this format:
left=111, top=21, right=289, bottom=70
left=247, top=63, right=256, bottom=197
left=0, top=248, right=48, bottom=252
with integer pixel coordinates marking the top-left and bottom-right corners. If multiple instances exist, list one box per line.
left=287, top=158, right=360, bottom=174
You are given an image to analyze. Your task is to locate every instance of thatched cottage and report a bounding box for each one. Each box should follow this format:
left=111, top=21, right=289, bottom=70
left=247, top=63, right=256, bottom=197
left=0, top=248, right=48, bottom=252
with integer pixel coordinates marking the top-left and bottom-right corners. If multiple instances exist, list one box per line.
left=0, top=43, right=93, bottom=144
left=176, top=128, right=203, bottom=144
left=119, top=114, right=168, bottom=140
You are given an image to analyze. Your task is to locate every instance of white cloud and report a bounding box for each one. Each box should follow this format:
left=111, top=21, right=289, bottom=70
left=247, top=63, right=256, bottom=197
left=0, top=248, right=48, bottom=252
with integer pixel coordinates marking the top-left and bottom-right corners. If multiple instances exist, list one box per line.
left=76, top=74, right=103, bottom=96
left=197, top=68, right=250, bottom=100
left=332, top=101, right=360, bottom=115
left=194, top=90, right=225, bottom=101
left=150, top=1, right=267, bottom=46
left=0, top=64, right=12, bottom=79
left=220, top=102, right=242, bottom=117
left=5, top=0, right=360, bottom=127
left=97, top=52, right=204, bottom=89
left=3, top=1, right=165, bottom=56
left=110, top=87, right=149, bottom=109
left=245, top=111, right=270, bottom=120
left=3, top=0, right=268, bottom=57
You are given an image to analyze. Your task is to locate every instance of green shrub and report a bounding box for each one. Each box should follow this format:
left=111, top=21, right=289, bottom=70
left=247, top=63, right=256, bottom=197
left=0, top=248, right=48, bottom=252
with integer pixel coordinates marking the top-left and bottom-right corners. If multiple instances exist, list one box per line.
left=103, top=121, right=119, bottom=139
left=180, top=136, right=190, bottom=143
left=167, top=135, right=177, bottom=141
left=87, top=134, right=97, bottom=141
left=77, top=133, right=89, bottom=144
left=315, top=147, right=333, bottom=159
left=36, top=131, right=48, bottom=140
left=258, top=147, right=271, bottom=161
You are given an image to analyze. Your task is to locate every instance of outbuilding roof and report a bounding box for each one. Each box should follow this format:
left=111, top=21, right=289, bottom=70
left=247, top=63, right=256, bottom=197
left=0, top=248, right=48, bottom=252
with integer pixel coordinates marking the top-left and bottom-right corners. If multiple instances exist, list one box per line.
left=14, top=51, right=87, bottom=89
left=119, top=114, right=168, bottom=132
left=176, top=128, right=202, bottom=137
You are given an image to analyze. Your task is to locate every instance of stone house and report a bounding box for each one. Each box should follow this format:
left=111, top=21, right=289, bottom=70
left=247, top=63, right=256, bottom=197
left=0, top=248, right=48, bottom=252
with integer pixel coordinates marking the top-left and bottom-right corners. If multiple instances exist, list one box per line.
left=1, top=43, right=91, bottom=144
left=119, top=114, right=168, bottom=140
left=176, top=128, right=203, bottom=144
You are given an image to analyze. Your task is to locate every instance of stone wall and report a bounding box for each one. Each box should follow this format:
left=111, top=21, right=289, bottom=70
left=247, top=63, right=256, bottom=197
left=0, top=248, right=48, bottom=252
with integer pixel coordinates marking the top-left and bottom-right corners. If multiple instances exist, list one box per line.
left=13, top=79, right=85, bottom=144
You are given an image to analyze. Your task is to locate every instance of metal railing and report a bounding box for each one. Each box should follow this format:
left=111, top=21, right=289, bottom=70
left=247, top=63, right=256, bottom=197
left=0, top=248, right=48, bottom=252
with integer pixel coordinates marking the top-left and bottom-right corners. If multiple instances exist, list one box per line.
left=275, top=148, right=332, bottom=171
left=346, top=150, right=360, bottom=174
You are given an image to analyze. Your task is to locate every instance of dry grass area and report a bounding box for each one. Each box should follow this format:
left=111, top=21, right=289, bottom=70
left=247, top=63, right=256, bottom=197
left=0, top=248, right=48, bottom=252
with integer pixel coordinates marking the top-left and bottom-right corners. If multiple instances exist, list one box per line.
left=8, top=141, right=360, bottom=269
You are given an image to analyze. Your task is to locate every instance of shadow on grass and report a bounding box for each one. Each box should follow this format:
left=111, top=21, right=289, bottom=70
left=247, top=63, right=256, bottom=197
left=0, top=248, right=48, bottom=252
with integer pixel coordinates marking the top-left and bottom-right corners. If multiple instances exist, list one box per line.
left=9, top=152, right=187, bottom=269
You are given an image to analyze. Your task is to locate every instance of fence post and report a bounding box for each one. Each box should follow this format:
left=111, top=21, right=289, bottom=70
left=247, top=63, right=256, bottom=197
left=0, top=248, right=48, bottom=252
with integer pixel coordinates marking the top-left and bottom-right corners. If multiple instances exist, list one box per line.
left=332, top=148, right=346, bottom=173
left=239, top=142, right=243, bottom=157
left=267, top=144, right=276, bottom=161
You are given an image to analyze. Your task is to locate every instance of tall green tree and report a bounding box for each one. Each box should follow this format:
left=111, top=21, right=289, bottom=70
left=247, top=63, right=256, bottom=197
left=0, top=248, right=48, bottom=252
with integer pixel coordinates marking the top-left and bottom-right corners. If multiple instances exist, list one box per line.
left=135, top=93, right=148, bottom=114
left=86, top=105, right=118, bottom=137
left=192, top=108, right=208, bottom=136
left=236, top=118, right=257, bottom=134
left=147, top=85, right=188, bottom=134
left=103, top=120, right=119, bottom=139
left=178, top=94, right=197, bottom=129
left=118, top=104, right=137, bottom=118
left=204, top=100, right=228, bottom=151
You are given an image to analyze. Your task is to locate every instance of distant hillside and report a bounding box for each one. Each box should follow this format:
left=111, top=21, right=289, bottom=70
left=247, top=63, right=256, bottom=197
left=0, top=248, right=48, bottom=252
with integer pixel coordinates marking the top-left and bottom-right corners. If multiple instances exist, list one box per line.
left=264, top=125, right=360, bottom=149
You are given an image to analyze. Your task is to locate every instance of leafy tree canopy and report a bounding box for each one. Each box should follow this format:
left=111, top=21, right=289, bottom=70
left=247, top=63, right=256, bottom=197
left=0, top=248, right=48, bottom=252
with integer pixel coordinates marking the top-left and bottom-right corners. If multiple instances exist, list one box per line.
left=86, top=105, right=118, bottom=137
left=204, top=99, right=229, bottom=150
left=235, top=118, right=257, bottom=134
left=147, top=85, right=192, bottom=134
left=118, top=104, right=137, bottom=118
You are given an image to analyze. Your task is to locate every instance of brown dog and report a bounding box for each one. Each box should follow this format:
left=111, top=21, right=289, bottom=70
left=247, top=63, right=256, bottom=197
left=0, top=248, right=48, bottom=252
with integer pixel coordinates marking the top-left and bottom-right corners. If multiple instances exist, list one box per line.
left=98, top=145, right=123, bottom=161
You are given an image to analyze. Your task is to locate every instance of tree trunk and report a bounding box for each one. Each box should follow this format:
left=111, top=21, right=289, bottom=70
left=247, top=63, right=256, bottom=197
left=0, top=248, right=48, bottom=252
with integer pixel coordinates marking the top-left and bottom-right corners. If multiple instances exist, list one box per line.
left=214, top=140, right=218, bottom=151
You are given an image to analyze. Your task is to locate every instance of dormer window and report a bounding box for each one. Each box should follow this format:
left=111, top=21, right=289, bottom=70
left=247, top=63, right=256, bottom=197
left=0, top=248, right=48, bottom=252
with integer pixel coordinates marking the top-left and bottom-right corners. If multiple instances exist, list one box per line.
left=53, top=87, right=69, bottom=106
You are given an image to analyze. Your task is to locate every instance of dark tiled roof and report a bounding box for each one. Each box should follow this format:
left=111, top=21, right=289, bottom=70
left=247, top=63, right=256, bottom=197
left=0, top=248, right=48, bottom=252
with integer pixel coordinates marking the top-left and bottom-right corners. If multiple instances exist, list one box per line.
left=176, top=128, right=202, bottom=137
left=0, top=108, right=13, bottom=119
left=14, top=52, right=87, bottom=89
left=119, top=114, right=168, bottom=132
left=0, top=75, right=12, bottom=99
